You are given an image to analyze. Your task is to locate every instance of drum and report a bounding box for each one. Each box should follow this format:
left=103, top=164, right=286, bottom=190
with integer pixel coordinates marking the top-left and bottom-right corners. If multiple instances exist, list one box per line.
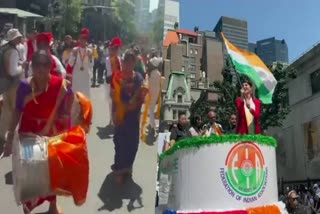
left=12, top=135, right=52, bottom=204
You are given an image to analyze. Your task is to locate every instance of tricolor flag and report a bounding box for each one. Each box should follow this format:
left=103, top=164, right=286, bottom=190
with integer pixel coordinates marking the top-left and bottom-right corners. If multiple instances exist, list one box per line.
left=221, top=32, right=277, bottom=104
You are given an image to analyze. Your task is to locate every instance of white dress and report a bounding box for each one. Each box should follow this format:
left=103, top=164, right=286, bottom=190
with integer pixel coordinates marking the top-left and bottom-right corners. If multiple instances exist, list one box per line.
left=69, top=47, right=93, bottom=98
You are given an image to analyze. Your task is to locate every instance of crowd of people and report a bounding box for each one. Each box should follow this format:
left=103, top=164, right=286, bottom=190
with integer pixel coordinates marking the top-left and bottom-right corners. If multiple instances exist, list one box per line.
left=279, top=184, right=320, bottom=214
left=0, top=26, right=163, bottom=214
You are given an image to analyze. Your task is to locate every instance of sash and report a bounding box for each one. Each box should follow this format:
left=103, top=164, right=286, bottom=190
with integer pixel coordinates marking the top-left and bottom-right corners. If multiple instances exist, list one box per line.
left=40, top=79, right=68, bottom=136
left=208, top=123, right=223, bottom=136
left=244, top=98, right=255, bottom=133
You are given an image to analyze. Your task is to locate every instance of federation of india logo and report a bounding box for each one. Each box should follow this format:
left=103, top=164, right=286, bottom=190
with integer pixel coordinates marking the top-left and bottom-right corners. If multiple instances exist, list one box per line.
left=224, top=142, right=266, bottom=196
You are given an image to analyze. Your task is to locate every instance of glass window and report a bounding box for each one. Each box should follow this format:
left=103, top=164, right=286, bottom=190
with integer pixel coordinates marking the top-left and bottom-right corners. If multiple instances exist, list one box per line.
left=177, top=95, right=183, bottom=103
left=311, top=69, right=320, bottom=94
left=173, top=110, right=177, bottom=120
left=190, top=49, right=193, bottom=54
left=195, top=49, right=198, bottom=55
left=190, top=73, right=196, bottom=79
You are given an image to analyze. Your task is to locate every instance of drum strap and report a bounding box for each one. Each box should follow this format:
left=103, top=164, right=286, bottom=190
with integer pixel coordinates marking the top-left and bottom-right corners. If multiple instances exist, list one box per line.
left=40, top=79, right=68, bottom=136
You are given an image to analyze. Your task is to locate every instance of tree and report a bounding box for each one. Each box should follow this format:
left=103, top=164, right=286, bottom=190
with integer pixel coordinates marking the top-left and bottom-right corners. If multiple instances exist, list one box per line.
left=192, top=62, right=297, bottom=132
left=111, top=0, right=137, bottom=45
left=259, top=62, right=297, bottom=131
left=56, top=0, right=82, bottom=37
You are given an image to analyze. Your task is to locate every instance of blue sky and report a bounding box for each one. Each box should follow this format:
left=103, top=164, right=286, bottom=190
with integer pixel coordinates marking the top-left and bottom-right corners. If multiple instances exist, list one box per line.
left=180, top=0, right=320, bottom=62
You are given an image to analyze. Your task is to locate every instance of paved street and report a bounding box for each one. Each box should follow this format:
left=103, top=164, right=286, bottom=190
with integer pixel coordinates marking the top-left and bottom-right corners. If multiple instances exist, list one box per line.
left=0, top=84, right=158, bottom=213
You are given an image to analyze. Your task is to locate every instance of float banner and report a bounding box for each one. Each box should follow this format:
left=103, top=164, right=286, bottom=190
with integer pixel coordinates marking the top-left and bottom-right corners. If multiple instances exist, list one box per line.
left=160, top=141, right=278, bottom=211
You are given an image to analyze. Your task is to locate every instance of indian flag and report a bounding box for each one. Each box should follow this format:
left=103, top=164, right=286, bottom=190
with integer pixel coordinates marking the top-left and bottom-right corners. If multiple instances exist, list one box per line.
left=221, top=32, right=277, bottom=104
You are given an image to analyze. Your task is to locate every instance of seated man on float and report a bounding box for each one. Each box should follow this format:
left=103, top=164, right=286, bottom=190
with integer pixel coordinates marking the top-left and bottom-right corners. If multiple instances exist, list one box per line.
left=166, top=112, right=191, bottom=150
left=205, top=110, right=224, bottom=136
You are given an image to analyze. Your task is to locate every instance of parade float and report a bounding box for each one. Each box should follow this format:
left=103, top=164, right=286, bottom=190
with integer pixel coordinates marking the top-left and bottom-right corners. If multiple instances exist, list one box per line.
left=159, top=134, right=287, bottom=214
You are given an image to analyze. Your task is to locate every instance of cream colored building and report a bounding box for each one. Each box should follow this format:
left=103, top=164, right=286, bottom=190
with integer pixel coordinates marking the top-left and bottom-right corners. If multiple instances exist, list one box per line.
left=271, top=42, right=320, bottom=181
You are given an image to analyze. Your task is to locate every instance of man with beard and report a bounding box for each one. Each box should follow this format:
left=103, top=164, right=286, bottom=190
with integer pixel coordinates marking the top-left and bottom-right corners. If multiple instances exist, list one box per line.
left=225, top=114, right=237, bottom=134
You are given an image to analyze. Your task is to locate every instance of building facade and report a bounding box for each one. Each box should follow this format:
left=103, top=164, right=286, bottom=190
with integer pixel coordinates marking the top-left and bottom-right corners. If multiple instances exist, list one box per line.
left=255, top=37, right=289, bottom=65
left=162, top=28, right=203, bottom=90
left=161, top=72, right=193, bottom=123
left=248, top=42, right=257, bottom=53
left=160, top=0, right=179, bottom=39
left=0, top=0, right=45, bottom=35
left=161, top=27, right=223, bottom=123
left=0, top=0, right=50, bottom=16
left=213, top=16, right=248, bottom=50
left=269, top=42, right=320, bottom=181
left=134, top=0, right=150, bottom=32
left=201, top=31, right=224, bottom=84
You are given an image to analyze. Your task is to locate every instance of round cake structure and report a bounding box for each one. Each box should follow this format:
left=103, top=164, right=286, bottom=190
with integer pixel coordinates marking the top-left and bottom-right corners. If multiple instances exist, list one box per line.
left=159, top=135, right=281, bottom=213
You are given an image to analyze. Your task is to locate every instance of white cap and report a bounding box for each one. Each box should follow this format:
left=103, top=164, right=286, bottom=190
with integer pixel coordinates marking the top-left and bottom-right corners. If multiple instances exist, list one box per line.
left=7, top=28, right=22, bottom=41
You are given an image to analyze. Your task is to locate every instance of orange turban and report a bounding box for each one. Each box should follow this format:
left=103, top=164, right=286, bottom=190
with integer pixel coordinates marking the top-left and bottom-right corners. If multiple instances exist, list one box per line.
left=110, top=37, right=122, bottom=48
left=80, top=28, right=89, bottom=39
left=36, top=32, right=52, bottom=44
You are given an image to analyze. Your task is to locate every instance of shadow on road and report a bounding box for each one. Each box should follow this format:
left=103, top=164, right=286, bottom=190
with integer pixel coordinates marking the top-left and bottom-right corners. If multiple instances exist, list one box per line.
left=97, top=172, right=144, bottom=212
left=5, top=171, right=13, bottom=185
left=96, top=125, right=114, bottom=140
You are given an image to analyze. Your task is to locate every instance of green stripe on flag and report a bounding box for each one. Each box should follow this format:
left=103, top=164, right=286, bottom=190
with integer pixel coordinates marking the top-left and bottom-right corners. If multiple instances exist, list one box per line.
left=229, top=55, right=273, bottom=104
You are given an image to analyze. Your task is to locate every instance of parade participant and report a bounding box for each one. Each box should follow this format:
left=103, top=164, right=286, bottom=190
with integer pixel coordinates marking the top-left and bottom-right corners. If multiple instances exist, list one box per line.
left=68, top=28, right=93, bottom=98
left=235, top=80, right=261, bottom=134
left=147, top=49, right=162, bottom=130
left=24, top=28, right=37, bottom=63
left=132, top=44, right=146, bottom=79
left=3, top=50, right=73, bottom=214
left=105, top=37, right=122, bottom=126
left=189, top=115, right=206, bottom=136
left=205, top=110, right=224, bottom=136
left=28, top=32, right=66, bottom=78
left=111, top=48, right=148, bottom=185
left=62, top=35, right=73, bottom=66
left=225, top=114, right=237, bottom=134
left=0, top=29, right=25, bottom=154
left=106, top=37, right=122, bottom=86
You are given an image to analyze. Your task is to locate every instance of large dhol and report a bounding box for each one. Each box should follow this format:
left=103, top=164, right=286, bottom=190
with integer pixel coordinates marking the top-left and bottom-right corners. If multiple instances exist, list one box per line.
left=12, top=135, right=52, bottom=204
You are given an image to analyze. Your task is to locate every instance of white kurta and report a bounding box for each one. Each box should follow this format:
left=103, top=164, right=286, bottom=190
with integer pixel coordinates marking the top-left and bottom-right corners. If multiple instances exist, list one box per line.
left=148, top=57, right=162, bottom=128
left=69, top=47, right=93, bottom=98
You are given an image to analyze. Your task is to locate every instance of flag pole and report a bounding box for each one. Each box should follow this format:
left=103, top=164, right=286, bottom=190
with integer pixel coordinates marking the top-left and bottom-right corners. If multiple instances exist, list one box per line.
left=219, top=32, right=243, bottom=88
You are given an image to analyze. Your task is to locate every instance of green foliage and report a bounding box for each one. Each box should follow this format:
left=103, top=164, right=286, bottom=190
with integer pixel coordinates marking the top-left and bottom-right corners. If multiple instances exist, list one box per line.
left=189, top=90, right=214, bottom=124
left=111, top=0, right=137, bottom=45
left=159, top=134, right=277, bottom=161
left=191, top=62, right=296, bottom=132
left=212, top=67, right=241, bottom=127
left=57, top=0, right=82, bottom=37
left=259, top=63, right=297, bottom=131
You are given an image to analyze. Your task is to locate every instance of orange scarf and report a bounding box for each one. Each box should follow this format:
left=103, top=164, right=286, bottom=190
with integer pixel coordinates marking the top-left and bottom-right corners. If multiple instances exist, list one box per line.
left=212, top=123, right=222, bottom=135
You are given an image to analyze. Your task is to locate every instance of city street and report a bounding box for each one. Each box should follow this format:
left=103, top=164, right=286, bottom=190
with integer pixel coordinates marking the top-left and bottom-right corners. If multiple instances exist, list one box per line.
left=0, top=84, right=158, bottom=213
